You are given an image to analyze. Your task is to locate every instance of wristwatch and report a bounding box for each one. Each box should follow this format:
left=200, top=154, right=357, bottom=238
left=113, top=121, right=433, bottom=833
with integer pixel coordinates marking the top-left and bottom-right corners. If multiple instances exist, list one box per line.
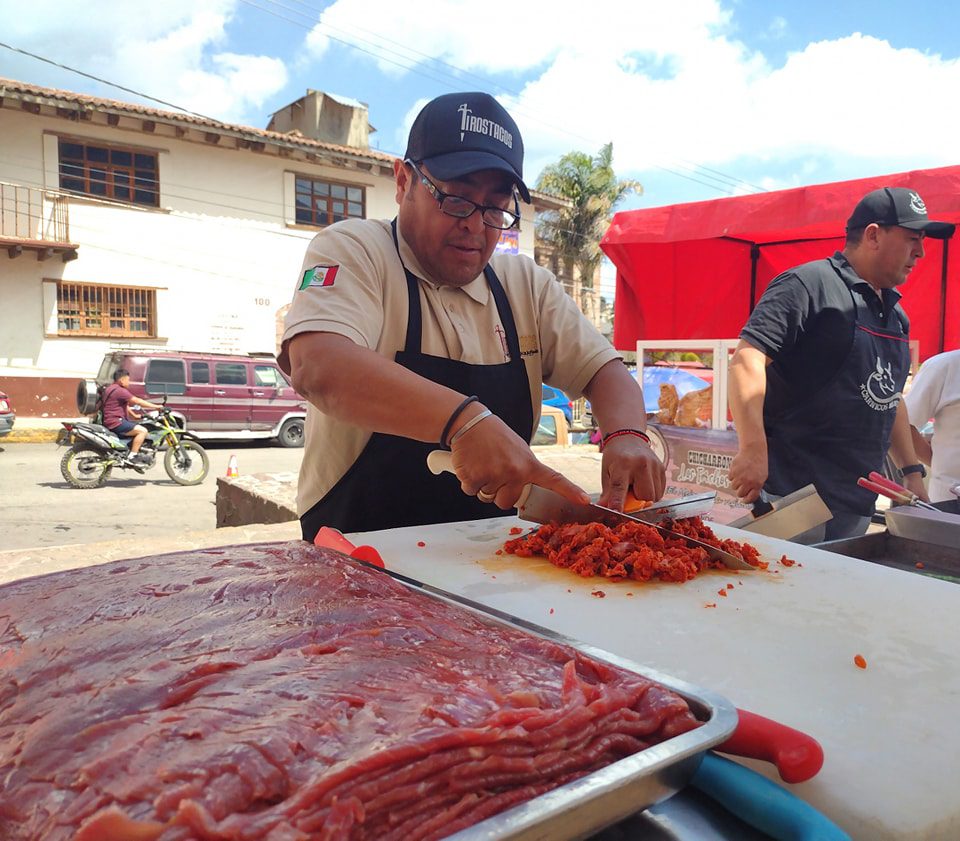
left=899, top=463, right=927, bottom=478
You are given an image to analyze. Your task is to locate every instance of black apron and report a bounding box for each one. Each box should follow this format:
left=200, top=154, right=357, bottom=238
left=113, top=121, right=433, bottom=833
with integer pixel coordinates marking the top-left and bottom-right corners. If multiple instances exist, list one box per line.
left=300, top=221, right=534, bottom=539
left=765, top=262, right=910, bottom=517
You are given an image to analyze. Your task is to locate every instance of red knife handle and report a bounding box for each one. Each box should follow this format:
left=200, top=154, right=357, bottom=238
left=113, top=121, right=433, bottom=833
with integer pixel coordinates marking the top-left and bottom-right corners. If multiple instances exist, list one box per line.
left=857, top=477, right=911, bottom=505
left=868, top=471, right=913, bottom=497
left=313, top=527, right=385, bottom=568
left=716, top=708, right=824, bottom=784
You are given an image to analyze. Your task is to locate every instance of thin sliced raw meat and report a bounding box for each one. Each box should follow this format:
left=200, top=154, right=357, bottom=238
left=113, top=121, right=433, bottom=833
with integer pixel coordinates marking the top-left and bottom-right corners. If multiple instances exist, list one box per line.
left=0, top=541, right=701, bottom=839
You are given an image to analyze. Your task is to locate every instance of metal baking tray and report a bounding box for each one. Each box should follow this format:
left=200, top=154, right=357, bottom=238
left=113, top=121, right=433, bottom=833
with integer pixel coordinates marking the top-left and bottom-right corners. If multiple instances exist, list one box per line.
left=381, top=566, right=739, bottom=841
left=885, top=498, right=960, bottom=551
left=818, top=530, right=960, bottom=583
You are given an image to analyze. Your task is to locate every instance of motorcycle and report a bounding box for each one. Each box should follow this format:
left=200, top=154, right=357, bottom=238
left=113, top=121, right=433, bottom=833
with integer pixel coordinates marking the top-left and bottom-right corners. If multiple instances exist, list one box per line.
left=57, top=406, right=210, bottom=488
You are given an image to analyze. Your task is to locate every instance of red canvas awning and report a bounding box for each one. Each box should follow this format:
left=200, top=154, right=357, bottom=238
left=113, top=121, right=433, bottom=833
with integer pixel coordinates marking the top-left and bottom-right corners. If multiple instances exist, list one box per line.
left=601, top=165, right=960, bottom=360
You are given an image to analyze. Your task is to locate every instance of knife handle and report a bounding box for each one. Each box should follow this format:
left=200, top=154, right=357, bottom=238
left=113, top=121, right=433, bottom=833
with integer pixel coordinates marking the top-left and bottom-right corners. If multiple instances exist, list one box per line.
left=691, top=753, right=850, bottom=841
left=857, top=477, right=912, bottom=506
left=868, top=470, right=912, bottom=496
left=752, top=489, right=775, bottom=518
left=426, top=450, right=534, bottom=507
left=313, top=527, right=385, bottom=569
left=717, top=708, right=824, bottom=783
left=426, top=449, right=454, bottom=476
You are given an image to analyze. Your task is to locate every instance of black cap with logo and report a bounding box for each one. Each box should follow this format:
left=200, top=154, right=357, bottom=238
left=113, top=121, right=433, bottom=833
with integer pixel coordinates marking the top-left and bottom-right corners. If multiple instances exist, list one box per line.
left=404, top=92, right=530, bottom=203
left=846, top=187, right=955, bottom=239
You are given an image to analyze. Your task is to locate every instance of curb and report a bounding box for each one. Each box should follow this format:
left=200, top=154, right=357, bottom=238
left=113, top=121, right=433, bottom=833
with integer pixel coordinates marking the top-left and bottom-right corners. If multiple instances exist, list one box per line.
left=2, top=428, right=60, bottom=444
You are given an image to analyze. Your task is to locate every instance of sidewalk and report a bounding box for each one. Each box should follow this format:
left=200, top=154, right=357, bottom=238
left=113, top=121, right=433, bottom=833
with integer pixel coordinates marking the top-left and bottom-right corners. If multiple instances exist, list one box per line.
left=215, top=446, right=603, bottom=528
left=2, top=416, right=66, bottom=444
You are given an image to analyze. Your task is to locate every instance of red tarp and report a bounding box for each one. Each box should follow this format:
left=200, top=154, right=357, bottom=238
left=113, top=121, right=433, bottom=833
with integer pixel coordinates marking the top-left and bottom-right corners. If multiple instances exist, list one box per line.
left=602, top=165, right=960, bottom=360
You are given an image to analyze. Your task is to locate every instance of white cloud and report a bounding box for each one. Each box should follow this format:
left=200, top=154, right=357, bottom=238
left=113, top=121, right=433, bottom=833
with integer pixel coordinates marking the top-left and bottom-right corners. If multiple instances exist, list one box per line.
left=0, top=0, right=287, bottom=124
left=299, top=1, right=960, bottom=195
left=306, top=0, right=731, bottom=75
left=766, top=16, right=788, bottom=40
left=6, top=0, right=959, bottom=196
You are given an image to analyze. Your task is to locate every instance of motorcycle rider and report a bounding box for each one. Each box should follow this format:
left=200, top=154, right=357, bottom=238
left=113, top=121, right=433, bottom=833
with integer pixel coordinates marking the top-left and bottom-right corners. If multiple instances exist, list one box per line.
left=102, top=368, right=163, bottom=462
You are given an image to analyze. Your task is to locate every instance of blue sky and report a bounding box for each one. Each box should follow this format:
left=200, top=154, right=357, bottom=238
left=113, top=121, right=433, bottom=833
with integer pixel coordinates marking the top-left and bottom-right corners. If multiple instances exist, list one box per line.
left=2, top=0, right=959, bottom=295
left=3, top=0, right=958, bottom=205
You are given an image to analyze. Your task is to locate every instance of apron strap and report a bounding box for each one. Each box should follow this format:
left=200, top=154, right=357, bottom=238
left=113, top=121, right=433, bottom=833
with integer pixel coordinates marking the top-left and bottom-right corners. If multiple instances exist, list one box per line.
left=391, top=219, right=423, bottom=354
left=485, top=262, right=522, bottom=362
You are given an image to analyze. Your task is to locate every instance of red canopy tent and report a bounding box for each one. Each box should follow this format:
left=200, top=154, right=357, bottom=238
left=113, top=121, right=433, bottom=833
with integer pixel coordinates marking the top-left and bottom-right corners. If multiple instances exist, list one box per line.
left=601, top=165, right=960, bottom=361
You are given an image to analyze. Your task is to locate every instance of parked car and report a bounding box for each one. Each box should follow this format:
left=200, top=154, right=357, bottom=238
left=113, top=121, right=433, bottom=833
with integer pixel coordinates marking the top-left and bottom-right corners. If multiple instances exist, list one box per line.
left=77, top=351, right=308, bottom=447
left=532, top=405, right=570, bottom=446
left=541, top=385, right=573, bottom=425
left=0, top=390, right=15, bottom=438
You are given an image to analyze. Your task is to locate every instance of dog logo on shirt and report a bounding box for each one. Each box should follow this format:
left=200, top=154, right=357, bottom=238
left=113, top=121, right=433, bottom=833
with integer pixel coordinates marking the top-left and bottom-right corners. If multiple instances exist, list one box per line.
left=860, top=357, right=901, bottom=411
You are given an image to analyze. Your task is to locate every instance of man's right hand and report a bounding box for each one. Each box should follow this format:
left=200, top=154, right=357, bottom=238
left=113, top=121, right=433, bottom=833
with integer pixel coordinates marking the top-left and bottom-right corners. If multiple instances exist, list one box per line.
left=729, top=443, right=768, bottom=503
left=449, top=410, right=590, bottom=509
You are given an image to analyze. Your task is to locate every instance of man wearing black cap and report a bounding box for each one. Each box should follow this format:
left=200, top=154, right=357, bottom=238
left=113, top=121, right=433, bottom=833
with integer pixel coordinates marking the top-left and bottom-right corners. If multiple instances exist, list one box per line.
left=279, top=92, right=663, bottom=539
left=728, top=187, right=954, bottom=542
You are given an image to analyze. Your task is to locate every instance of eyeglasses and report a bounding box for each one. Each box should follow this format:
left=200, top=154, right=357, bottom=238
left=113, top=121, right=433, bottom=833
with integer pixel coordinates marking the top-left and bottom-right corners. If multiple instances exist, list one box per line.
left=405, top=159, right=520, bottom=230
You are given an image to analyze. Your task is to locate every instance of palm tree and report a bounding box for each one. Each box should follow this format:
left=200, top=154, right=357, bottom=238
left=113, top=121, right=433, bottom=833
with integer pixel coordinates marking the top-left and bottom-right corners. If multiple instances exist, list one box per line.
left=535, top=143, right=641, bottom=305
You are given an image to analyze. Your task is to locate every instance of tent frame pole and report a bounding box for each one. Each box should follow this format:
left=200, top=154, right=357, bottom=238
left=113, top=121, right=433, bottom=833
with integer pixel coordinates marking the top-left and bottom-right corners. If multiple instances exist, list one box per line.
left=940, top=239, right=949, bottom=354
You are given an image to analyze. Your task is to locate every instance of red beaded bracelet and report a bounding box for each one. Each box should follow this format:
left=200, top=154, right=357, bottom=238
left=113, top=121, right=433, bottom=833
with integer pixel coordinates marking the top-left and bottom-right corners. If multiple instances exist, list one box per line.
left=600, top=428, right=652, bottom=451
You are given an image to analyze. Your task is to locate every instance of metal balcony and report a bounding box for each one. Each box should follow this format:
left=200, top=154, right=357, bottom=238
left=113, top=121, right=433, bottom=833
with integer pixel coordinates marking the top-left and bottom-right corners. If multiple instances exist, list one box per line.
left=0, top=181, right=78, bottom=262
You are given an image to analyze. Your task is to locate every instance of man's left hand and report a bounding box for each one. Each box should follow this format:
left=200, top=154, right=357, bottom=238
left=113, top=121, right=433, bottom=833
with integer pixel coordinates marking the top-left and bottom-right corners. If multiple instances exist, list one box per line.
left=900, top=472, right=930, bottom=503
left=598, top=434, right=666, bottom=510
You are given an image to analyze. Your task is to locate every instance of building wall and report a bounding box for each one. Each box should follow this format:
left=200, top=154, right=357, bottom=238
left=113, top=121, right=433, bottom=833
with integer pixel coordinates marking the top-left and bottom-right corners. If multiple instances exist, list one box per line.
left=0, top=105, right=539, bottom=414
left=0, top=109, right=394, bottom=383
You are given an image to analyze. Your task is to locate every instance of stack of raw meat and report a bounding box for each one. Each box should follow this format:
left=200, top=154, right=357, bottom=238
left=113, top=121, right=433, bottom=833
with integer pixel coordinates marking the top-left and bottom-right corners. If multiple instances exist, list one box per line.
left=0, top=542, right=702, bottom=840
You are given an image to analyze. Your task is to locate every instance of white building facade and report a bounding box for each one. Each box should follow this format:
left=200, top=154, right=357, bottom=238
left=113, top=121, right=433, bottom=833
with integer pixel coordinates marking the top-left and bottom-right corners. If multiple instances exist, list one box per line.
left=0, top=80, right=545, bottom=416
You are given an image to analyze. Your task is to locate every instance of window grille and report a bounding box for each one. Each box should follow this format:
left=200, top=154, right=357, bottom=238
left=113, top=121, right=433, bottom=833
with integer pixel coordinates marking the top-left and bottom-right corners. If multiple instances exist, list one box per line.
left=56, top=281, right=157, bottom=338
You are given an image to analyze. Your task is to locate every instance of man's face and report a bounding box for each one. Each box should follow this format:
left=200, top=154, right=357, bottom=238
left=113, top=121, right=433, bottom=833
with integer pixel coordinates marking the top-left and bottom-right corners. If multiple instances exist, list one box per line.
left=395, top=160, right=516, bottom=287
left=118, top=374, right=130, bottom=388
left=874, top=225, right=926, bottom=288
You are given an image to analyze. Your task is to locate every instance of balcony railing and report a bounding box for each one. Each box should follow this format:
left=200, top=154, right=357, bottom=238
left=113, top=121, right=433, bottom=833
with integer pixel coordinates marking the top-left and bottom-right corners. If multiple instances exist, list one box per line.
left=0, top=181, right=76, bottom=260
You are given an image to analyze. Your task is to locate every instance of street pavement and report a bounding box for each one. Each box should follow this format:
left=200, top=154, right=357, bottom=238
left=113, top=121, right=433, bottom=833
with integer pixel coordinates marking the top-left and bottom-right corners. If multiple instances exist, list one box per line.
left=0, top=441, right=305, bottom=551
left=0, top=442, right=603, bottom=552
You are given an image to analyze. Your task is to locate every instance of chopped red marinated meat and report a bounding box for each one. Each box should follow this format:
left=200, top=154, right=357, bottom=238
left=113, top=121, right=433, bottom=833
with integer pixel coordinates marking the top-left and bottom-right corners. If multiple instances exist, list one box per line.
left=0, top=542, right=702, bottom=840
left=504, top=517, right=765, bottom=583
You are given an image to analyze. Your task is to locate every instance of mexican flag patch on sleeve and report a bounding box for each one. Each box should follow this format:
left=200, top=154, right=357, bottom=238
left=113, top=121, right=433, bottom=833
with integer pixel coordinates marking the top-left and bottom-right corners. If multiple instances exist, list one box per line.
left=298, top=265, right=339, bottom=290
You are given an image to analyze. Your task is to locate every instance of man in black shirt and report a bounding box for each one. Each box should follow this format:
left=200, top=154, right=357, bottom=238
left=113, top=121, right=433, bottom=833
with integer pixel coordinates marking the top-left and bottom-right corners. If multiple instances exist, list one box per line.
left=728, top=187, right=954, bottom=542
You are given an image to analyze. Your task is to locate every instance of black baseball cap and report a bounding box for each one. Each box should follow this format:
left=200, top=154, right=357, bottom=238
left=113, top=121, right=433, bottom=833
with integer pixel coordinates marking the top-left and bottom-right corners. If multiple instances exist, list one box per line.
left=404, top=92, right=530, bottom=203
left=846, top=187, right=955, bottom=239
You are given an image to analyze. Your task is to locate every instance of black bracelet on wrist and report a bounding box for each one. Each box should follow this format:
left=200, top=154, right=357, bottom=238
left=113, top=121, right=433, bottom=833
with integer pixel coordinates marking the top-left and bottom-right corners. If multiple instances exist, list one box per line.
left=440, top=395, right=479, bottom=450
left=899, top=463, right=927, bottom=478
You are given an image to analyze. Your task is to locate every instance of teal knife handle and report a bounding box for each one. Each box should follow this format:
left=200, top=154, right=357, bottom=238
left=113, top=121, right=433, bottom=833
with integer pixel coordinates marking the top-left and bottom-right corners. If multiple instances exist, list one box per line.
left=691, top=753, right=850, bottom=841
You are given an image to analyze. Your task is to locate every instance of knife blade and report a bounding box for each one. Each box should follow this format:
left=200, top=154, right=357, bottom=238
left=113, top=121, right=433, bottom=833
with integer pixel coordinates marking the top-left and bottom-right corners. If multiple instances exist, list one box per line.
left=729, top=484, right=832, bottom=539
left=617, top=491, right=717, bottom=524
left=425, top=451, right=755, bottom=571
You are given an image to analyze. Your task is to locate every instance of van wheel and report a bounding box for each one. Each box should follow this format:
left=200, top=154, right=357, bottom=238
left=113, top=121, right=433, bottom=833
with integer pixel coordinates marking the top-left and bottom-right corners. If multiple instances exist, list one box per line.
left=277, top=418, right=304, bottom=448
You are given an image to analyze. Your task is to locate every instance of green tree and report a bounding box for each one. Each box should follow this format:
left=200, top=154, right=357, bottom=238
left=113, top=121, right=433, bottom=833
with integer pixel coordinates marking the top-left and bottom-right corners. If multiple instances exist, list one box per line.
left=535, top=143, right=641, bottom=295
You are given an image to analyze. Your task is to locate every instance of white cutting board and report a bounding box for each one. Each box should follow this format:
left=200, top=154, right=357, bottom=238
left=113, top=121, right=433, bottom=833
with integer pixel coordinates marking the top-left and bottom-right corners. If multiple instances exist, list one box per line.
left=350, top=516, right=960, bottom=841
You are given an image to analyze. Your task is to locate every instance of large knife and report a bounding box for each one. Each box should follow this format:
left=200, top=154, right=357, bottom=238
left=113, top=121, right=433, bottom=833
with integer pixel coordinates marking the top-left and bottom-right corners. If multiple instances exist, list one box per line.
left=426, top=451, right=754, bottom=571
left=608, top=491, right=717, bottom=524
left=728, top=485, right=832, bottom=540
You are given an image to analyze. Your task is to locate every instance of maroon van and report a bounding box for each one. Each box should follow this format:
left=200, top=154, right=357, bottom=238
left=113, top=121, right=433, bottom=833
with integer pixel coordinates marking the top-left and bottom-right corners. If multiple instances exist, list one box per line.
left=77, top=351, right=307, bottom=448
